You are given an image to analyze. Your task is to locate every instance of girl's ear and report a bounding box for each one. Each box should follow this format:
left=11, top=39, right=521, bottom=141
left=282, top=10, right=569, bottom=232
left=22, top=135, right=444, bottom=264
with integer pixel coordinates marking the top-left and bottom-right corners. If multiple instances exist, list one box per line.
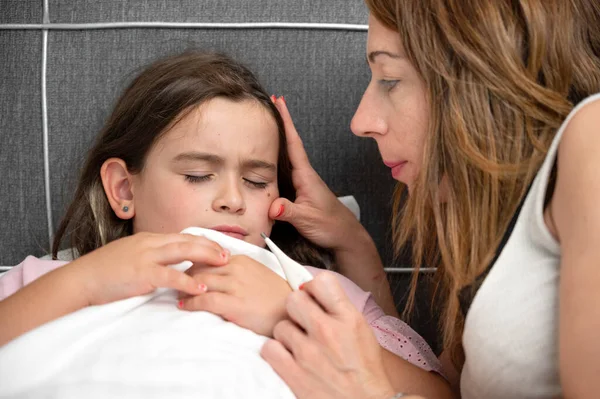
left=100, top=158, right=135, bottom=220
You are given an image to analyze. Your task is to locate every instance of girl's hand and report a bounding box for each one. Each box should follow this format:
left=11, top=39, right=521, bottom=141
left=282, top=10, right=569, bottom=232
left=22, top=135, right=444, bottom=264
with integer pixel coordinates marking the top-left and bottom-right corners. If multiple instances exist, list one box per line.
left=269, top=97, right=367, bottom=252
left=179, top=255, right=292, bottom=337
left=75, top=232, right=229, bottom=306
left=260, top=271, right=396, bottom=399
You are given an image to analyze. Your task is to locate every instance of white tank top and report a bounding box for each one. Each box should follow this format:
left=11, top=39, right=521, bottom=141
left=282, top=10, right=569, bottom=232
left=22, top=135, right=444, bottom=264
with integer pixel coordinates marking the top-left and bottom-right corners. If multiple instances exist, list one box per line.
left=460, top=93, right=600, bottom=398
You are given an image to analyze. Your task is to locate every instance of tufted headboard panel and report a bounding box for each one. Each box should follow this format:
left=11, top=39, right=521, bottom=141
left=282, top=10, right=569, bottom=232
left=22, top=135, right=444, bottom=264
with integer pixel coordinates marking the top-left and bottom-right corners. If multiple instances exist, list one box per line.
left=0, top=0, right=439, bottom=348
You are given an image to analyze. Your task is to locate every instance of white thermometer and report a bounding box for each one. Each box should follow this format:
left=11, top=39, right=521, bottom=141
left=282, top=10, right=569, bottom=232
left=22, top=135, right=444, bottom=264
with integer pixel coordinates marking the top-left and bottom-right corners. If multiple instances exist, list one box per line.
left=261, top=232, right=314, bottom=290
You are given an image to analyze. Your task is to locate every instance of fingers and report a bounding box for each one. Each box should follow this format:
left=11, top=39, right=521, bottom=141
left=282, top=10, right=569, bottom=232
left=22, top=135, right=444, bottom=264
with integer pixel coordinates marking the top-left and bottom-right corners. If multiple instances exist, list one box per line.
left=154, top=236, right=228, bottom=267
left=285, top=290, right=331, bottom=338
left=300, top=272, right=355, bottom=317
left=178, top=233, right=226, bottom=255
left=260, top=338, right=308, bottom=394
left=271, top=319, right=313, bottom=359
left=271, top=320, right=339, bottom=389
left=273, top=97, right=312, bottom=171
left=268, top=198, right=297, bottom=222
left=179, top=291, right=241, bottom=321
left=150, top=266, right=205, bottom=296
left=190, top=273, right=232, bottom=293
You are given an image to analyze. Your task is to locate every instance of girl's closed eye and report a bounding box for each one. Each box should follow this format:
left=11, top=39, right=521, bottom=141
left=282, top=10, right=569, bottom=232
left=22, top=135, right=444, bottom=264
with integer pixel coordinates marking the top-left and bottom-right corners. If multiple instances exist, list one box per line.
left=185, top=174, right=212, bottom=184
left=244, top=178, right=268, bottom=189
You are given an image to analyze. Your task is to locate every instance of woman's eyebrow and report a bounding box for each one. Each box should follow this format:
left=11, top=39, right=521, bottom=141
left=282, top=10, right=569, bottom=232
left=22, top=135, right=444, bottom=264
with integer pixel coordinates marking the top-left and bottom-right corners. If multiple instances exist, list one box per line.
left=367, top=50, right=404, bottom=64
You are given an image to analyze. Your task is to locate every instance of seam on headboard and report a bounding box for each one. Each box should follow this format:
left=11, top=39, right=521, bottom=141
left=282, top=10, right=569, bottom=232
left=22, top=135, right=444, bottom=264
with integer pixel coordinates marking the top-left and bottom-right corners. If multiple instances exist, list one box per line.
left=42, top=0, right=54, bottom=247
left=0, top=22, right=368, bottom=31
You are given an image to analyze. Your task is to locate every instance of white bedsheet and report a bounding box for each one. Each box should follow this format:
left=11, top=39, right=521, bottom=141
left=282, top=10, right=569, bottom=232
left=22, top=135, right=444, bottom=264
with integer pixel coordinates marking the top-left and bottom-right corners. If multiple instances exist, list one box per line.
left=0, top=228, right=295, bottom=398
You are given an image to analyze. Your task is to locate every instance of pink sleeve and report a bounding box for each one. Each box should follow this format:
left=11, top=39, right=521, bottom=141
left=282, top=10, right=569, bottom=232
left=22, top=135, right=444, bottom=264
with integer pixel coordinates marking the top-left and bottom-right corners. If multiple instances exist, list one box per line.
left=0, top=256, right=68, bottom=301
left=304, top=266, right=443, bottom=376
left=363, top=296, right=444, bottom=376
left=304, top=267, right=371, bottom=313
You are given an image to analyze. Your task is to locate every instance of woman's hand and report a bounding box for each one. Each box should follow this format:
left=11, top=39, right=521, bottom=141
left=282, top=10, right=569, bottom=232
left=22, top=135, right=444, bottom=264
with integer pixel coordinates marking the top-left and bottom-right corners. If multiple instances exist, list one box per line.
left=77, top=232, right=229, bottom=306
left=269, top=97, right=367, bottom=251
left=178, top=255, right=292, bottom=337
left=260, top=271, right=396, bottom=399
left=270, top=96, right=396, bottom=316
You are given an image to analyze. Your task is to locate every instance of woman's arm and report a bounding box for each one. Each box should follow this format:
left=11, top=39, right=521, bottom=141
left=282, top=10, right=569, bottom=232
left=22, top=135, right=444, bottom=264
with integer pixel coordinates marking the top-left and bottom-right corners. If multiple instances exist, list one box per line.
left=268, top=97, right=397, bottom=316
left=548, top=99, right=600, bottom=398
left=334, top=226, right=398, bottom=317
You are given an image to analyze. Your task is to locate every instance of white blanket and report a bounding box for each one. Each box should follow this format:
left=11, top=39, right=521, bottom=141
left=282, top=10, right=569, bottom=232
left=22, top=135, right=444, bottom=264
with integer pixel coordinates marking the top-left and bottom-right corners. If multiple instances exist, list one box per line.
left=0, top=228, right=295, bottom=398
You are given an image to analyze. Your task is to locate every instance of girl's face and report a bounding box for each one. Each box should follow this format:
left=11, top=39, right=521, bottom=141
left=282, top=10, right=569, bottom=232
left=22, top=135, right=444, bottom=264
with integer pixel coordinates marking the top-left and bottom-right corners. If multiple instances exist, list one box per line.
left=350, top=15, right=429, bottom=191
left=130, top=97, right=280, bottom=247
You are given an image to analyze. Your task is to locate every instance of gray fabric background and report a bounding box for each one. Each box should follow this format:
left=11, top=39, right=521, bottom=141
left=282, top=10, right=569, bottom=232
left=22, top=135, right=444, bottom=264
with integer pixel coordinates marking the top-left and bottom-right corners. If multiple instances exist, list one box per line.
left=50, top=0, right=369, bottom=24
left=0, top=0, right=439, bottom=349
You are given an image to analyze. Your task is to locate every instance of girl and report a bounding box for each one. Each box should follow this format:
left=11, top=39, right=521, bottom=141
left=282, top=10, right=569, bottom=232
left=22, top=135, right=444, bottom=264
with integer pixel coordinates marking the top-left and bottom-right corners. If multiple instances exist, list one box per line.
left=0, top=51, right=442, bottom=381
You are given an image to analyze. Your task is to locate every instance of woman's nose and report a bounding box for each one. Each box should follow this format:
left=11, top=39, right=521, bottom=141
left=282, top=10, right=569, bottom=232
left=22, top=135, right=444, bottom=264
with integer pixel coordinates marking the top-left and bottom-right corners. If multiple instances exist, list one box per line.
left=350, top=86, right=388, bottom=138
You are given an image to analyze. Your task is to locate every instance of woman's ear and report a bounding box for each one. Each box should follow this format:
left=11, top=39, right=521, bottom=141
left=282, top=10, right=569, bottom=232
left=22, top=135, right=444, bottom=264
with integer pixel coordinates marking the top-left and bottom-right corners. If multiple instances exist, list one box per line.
left=100, top=158, right=135, bottom=220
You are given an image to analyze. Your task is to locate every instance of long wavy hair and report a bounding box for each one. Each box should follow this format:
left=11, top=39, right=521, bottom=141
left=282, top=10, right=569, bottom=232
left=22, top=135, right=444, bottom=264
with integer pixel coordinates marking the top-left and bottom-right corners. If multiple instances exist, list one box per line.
left=52, top=50, right=332, bottom=269
left=365, top=0, right=600, bottom=366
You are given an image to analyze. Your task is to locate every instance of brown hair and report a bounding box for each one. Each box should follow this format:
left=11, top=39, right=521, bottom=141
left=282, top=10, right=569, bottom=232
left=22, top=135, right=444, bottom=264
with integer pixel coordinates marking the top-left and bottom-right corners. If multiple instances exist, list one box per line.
left=365, top=0, right=600, bottom=366
left=52, top=50, right=332, bottom=268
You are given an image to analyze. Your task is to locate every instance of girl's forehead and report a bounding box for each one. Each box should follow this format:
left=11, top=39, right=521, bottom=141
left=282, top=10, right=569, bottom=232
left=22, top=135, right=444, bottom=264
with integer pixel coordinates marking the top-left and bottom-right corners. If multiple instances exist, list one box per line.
left=154, top=98, right=279, bottom=159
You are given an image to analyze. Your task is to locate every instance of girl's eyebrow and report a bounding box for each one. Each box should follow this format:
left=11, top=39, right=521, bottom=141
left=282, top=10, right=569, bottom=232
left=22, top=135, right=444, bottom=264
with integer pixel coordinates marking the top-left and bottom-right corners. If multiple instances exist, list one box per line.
left=172, top=152, right=223, bottom=164
left=172, top=151, right=276, bottom=172
left=240, top=159, right=277, bottom=172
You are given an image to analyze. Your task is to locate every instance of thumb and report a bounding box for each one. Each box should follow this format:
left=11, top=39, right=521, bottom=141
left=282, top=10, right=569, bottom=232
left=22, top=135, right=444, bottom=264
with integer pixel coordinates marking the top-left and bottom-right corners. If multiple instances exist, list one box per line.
left=269, top=198, right=299, bottom=222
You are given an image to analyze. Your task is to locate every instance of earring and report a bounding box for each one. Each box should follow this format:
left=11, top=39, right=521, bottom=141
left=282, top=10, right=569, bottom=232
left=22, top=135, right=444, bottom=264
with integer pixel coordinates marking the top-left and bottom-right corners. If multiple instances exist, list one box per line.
left=122, top=206, right=129, bottom=212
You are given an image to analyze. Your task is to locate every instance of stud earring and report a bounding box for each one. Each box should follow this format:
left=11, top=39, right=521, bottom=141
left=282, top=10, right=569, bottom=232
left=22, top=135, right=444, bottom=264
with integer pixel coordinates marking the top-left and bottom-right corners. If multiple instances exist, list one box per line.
left=123, top=206, right=129, bottom=212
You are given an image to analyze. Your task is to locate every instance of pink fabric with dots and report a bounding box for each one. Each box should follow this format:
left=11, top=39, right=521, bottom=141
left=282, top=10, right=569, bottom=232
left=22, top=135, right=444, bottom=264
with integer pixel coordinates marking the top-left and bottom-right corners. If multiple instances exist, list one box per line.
left=305, top=267, right=443, bottom=375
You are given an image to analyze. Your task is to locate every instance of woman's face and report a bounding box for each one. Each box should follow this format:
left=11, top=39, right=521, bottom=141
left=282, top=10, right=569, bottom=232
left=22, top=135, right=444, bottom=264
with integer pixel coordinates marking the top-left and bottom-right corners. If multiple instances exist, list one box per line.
left=351, top=15, right=429, bottom=190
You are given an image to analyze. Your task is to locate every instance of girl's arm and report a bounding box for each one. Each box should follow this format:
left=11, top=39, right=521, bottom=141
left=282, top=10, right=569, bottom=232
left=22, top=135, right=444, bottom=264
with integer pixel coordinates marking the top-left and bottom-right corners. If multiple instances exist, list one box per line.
left=0, top=261, right=90, bottom=346
left=381, top=349, right=455, bottom=399
left=0, top=232, right=228, bottom=347
left=549, top=100, right=600, bottom=398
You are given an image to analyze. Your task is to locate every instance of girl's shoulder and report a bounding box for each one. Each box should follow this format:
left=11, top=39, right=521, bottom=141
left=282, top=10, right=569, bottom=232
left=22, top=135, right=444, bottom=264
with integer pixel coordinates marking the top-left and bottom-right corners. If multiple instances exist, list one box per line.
left=0, top=256, right=69, bottom=301
left=303, top=266, right=372, bottom=314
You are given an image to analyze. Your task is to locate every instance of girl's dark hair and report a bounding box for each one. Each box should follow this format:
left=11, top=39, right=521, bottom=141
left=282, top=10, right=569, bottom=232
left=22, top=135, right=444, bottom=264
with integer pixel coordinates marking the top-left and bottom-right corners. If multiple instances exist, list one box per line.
left=52, top=50, right=332, bottom=268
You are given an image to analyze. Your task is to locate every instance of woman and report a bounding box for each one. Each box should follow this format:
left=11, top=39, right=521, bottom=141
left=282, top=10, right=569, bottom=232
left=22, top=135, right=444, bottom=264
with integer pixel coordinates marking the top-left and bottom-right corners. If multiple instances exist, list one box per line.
left=260, top=0, right=600, bottom=398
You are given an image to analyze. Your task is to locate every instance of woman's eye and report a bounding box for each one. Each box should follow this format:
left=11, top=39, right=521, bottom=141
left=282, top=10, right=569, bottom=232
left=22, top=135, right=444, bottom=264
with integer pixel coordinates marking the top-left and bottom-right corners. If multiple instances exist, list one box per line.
left=244, top=178, right=268, bottom=189
left=185, top=175, right=212, bottom=183
left=379, top=79, right=400, bottom=91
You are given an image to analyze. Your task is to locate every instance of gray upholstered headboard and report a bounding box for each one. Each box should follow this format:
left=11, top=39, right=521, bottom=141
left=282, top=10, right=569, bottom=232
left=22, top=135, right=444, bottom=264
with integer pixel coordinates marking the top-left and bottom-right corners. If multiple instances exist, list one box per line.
left=0, top=0, right=439, bottom=349
left=0, top=0, right=401, bottom=266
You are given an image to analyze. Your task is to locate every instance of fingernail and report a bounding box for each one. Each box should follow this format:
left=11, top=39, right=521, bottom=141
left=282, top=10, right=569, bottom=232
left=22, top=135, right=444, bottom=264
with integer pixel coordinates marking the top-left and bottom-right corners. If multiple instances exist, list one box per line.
left=281, top=95, right=286, bottom=104
left=275, top=204, right=284, bottom=218
left=270, top=94, right=276, bottom=103
left=178, top=300, right=184, bottom=308
left=299, top=283, right=305, bottom=290
left=221, top=250, right=230, bottom=260
left=198, top=284, right=207, bottom=293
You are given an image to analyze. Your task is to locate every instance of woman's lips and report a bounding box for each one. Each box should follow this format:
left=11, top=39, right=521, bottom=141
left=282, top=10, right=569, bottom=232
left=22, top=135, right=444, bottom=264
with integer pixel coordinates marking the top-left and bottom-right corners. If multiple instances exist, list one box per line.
left=383, top=160, right=408, bottom=178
